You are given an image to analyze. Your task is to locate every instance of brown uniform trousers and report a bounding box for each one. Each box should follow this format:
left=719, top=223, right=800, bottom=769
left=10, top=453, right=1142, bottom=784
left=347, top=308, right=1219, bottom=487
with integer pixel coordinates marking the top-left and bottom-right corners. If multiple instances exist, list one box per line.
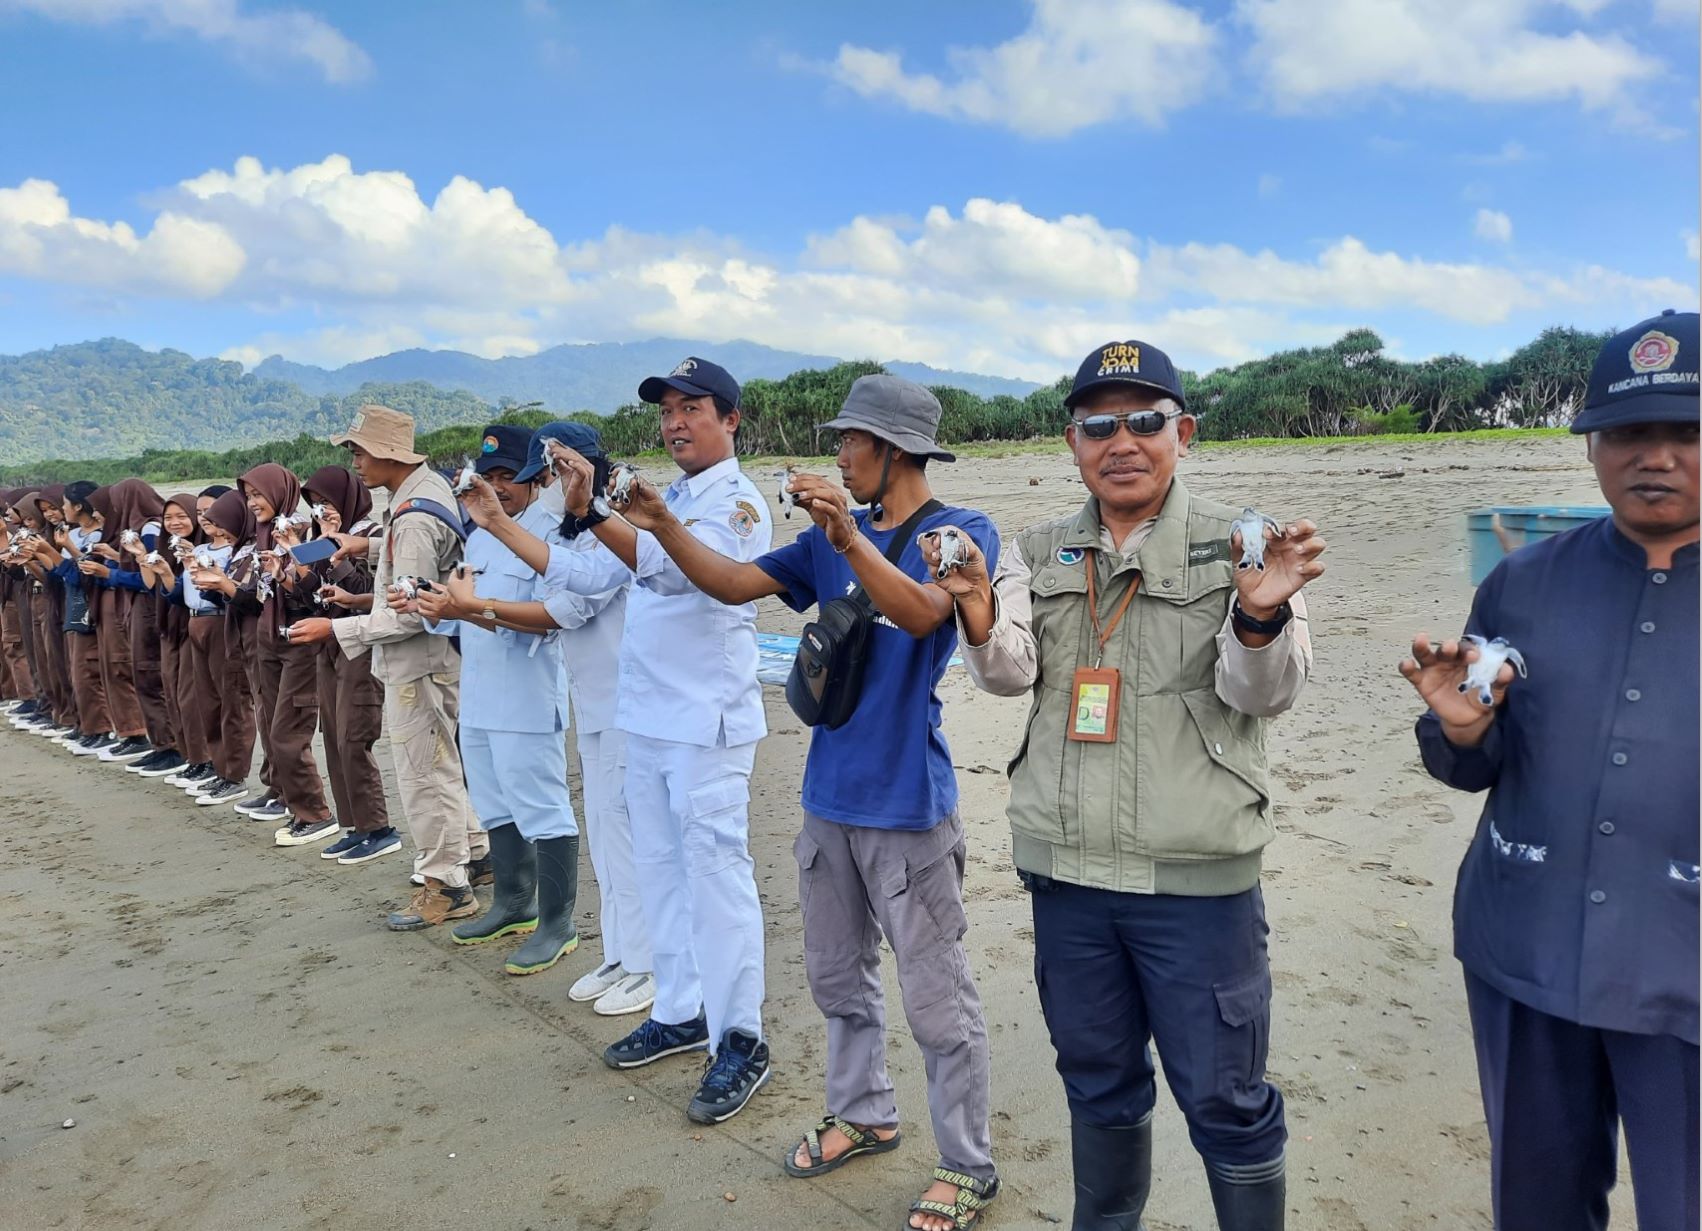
left=227, top=612, right=266, bottom=790
left=14, top=586, right=42, bottom=701
left=128, top=594, right=175, bottom=753
left=257, top=629, right=331, bottom=822
left=32, top=584, right=76, bottom=726
left=185, top=614, right=226, bottom=772
left=94, top=588, right=146, bottom=739
left=66, top=630, right=110, bottom=735
left=161, top=614, right=208, bottom=766
left=317, top=642, right=388, bottom=832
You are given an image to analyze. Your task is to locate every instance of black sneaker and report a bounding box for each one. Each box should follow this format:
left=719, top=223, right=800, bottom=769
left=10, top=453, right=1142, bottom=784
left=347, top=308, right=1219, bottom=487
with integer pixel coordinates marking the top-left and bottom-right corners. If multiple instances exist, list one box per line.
left=136, top=750, right=186, bottom=778
left=602, top=1011, right=711, bottom=1070
left=246, top=800, right=290, bottom=823
left=233, top=792, right=276, bottom=817
left=276, top=818, right=340, bottom=847
left=99, top=736, right=153, bottom=764
left=321, top=828, right=363, bottom=859
left=165, top=762, right=213, bottom=788
left=687, top=1029, right=771, bottom=1125
left=71, top=733, right=116, bottom=757
left=196, top=779, right=246, bottom=806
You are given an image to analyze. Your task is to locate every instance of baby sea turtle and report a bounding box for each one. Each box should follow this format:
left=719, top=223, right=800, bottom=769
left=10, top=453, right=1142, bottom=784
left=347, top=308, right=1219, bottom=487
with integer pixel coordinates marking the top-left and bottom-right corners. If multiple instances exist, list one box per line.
left=1230, top=508, right=1283, bottom=572
left=1459, top=635, right=1528, bottom=705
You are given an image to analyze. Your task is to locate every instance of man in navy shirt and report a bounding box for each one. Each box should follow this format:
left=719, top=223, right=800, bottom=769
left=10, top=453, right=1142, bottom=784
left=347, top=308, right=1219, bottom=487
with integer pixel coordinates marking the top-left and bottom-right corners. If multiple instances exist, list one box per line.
left=618, top=374, right=1001, bottom=1231
left=1402, top=310, right=1699, bottom=1231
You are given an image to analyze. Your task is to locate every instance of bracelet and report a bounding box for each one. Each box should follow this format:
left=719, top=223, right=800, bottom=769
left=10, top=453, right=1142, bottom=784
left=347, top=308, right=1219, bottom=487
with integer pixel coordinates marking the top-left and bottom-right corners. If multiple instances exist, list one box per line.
left=832, top=528, right=859, bottom=555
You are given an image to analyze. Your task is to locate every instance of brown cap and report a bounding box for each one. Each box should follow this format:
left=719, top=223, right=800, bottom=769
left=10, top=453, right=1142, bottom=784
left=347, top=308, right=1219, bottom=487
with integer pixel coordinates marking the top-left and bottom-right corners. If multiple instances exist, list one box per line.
left=330, top=404, right=426, bottom=464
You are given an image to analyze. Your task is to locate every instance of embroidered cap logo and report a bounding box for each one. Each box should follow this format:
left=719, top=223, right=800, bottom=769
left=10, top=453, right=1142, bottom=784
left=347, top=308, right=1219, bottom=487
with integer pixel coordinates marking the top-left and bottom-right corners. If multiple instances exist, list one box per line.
left=671, top=359, right=699, bottom=378
left=481, top=435, right=499, bottom=454
left=1629, top=330, right=1679, bottom=375
left=1097, top=343, right=1141, bottom=378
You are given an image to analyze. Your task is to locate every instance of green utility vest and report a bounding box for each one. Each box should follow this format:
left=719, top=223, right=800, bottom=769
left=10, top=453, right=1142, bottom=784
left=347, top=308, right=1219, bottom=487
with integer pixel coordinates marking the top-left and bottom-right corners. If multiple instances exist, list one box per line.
left=1007, top=479, right=1274, bottom=896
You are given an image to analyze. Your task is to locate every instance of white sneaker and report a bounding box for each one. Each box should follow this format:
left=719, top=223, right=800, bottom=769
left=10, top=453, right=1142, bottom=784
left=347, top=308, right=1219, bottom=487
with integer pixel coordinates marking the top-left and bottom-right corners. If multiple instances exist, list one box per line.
left=569, top=962, right=625, bottom=1003
left=593, top=971, right=657, bottom=1017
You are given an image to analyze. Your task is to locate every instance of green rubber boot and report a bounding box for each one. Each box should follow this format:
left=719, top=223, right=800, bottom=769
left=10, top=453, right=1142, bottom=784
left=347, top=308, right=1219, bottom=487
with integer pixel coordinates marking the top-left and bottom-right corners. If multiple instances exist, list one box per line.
left=506, top=834, right=579, bottom=975
left=451, top=823, right=538, bottom=945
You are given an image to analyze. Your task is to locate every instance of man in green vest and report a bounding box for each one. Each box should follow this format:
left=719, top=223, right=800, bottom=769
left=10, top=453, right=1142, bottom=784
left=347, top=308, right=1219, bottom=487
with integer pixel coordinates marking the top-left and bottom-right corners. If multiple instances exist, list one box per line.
left=929, top=339, right=1325, bottom=1230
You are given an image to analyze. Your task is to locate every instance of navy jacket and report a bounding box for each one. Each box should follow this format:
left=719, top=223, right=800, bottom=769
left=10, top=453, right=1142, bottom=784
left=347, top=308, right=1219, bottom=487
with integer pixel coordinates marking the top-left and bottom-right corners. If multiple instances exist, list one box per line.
left=1419, top=516, right=1698, bottom=1043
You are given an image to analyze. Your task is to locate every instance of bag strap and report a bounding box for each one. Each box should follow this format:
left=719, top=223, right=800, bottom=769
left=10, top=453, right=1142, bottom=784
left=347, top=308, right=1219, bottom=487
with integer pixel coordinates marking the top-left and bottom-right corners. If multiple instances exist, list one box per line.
left=388, top=497, right=471, bottom=544
left=849, top=498, right=944, bottom=607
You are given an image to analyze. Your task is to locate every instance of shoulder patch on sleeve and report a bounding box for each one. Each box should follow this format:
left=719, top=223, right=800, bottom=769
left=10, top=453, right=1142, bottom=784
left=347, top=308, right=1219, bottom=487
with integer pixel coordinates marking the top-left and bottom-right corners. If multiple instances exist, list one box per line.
left=735, top=499, right=762, bottom=524
left=729, top=508, right=756, bottom=538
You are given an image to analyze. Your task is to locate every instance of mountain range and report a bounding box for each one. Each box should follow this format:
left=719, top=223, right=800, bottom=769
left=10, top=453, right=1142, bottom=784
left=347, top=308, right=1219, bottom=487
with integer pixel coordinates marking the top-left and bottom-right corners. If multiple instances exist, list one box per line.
left=0, top=337, right=1040, bottom=463
left=252, top=338, right=1038, bottom=409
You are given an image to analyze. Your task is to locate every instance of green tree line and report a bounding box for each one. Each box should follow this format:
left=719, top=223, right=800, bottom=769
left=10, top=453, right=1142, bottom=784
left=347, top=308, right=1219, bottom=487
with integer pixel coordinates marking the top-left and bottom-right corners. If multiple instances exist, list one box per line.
left=0, top=325, right=1612, bottom=486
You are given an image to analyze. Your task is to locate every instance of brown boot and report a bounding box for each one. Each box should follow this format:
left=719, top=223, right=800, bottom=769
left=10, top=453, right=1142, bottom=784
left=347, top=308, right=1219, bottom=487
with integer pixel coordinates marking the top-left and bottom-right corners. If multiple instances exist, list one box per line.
left=387, top=878, right=479, bottom=931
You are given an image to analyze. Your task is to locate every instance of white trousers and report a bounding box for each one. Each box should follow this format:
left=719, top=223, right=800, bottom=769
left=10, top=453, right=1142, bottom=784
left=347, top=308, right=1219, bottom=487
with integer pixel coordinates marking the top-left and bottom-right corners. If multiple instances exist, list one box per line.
left=623, top=732, right=764, bottom=1051
left=575, top=727, right=651, bottom=974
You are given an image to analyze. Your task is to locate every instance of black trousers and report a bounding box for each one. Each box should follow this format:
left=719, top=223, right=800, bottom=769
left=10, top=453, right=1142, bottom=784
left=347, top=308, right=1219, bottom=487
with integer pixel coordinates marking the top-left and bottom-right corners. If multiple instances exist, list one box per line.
left=1465, top=970, right=1699, bottom=1231
left=1029, top=877, right=1286, bottom=1167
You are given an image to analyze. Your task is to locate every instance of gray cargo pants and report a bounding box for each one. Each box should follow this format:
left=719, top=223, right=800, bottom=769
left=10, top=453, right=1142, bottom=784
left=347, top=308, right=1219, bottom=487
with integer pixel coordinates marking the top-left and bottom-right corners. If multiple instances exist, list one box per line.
left=794, top=810, right=994, bottom=1181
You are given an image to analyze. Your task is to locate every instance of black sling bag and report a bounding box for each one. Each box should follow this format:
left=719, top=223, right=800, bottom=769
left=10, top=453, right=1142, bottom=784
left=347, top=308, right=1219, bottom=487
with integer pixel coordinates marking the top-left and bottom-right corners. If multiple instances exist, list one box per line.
left=785, top=499, right=941, bottom=731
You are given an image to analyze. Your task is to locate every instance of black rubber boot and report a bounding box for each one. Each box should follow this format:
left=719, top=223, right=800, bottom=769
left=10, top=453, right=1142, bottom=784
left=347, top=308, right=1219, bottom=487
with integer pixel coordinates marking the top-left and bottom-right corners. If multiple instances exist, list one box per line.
left=1205, top=1156, right=1286, bottom=1230
left=505, top=834, right=579, bottom=975
left=451, top=824, right=538, bottom=945
left=1071, top=1112, right=1152, bottom=1230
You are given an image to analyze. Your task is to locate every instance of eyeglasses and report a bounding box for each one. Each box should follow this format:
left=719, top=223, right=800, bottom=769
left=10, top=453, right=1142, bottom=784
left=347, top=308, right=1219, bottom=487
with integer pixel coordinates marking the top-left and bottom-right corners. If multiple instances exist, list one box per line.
left=1074, top=410, right=1180, bottom=440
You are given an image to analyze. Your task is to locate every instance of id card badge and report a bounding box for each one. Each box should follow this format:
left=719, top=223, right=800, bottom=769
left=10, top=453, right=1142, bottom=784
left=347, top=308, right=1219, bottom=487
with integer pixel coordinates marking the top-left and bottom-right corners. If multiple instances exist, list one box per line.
left=1068, top=666, right=1120, bottom=742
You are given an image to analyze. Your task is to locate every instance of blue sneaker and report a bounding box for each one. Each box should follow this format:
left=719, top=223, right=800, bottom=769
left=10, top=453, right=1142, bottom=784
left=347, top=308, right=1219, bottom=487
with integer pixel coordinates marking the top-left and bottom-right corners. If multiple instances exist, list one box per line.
left=320, top=828, right=364, bottom=859
left=603, top=1011, right=710, bottom=1070
left=335, top=829, right=402, bottom=865
left=687, top=1029, right=771, bottom=1124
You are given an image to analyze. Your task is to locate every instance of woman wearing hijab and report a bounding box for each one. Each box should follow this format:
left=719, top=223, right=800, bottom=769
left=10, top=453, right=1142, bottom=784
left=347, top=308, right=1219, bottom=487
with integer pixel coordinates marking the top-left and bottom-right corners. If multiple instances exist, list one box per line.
left=187, top=489, right=262, bottom=808
left=78, top=483, right=155, bottom=764
left=239, top=463, right=336, bottom=844
left=10, top=490, right=77, bottom=737
left=3, top=491, right=50, bottom=730
left=131, top=493, right=212, bottom=784
left=28, top=486, right=80, bottom=738
left=104, top=478, right=184, bottom=778
left=301, top=464, right=398, bottom=864
left=161, top=486, right=231, bottom=793
left=54, top=482, right=115, bottom=756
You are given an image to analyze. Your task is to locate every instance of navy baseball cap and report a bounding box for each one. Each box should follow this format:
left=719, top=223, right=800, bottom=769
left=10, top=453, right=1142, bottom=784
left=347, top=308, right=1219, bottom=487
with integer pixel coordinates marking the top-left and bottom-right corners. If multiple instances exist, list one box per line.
left=1064, top=339, right=1187, bottom=411
left=1571, top=310, right=1700, bottom=434
left=474, top=424, right=534, bottom=477
left=513, top=420, right=606, bottom=483
left=638, top=356, right=741, bottom=408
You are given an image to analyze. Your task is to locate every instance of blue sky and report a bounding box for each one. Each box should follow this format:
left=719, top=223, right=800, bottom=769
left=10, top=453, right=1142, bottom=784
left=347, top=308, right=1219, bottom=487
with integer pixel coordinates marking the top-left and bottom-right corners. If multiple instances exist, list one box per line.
left=0, top=0, right=1696, bottom=381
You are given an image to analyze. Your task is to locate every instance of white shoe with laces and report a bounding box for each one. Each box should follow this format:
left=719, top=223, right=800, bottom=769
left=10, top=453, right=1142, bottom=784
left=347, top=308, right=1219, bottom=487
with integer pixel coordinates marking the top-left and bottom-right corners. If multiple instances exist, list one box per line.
left=594, top=971, right=657, bottom=1017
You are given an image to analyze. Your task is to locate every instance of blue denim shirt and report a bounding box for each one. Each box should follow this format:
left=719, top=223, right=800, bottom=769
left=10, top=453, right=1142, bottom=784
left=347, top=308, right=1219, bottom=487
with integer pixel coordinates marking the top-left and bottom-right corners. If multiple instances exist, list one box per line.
left=1418, top=516, right=1699, bottom=1042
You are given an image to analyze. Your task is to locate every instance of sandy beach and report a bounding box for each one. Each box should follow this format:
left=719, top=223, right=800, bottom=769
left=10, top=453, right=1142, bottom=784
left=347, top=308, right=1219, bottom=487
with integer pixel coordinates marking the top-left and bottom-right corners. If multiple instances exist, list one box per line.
left=0, top=432, right=1640, bottom=1230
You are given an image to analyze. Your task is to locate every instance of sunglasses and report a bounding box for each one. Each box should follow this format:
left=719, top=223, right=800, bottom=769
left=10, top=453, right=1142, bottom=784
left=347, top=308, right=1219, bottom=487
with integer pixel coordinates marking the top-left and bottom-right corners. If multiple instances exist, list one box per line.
left=1074, top=410, right=1180, bottom=440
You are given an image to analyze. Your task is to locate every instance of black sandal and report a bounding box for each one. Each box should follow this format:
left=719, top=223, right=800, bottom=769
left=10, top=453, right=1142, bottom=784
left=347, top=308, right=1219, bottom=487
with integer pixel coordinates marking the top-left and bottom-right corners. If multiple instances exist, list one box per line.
left=904, top=1168, right=1000, bottom=1229
left=782, top=1114, right=902, bottom=1178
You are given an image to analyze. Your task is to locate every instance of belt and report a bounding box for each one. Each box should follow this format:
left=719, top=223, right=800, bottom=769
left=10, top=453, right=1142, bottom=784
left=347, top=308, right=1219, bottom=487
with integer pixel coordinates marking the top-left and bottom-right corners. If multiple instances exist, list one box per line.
left=190, top=609, right=222, bottom=618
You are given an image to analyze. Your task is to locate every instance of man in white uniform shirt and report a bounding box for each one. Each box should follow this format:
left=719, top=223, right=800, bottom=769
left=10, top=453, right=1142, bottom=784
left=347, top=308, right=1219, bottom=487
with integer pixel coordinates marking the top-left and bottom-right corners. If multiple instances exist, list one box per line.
left=469, top=359, right=773, bottom=1125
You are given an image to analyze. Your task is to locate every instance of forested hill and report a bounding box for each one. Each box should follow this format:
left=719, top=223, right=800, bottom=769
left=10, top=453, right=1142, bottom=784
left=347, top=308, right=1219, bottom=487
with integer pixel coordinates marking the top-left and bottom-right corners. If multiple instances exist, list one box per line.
left=0, top=339, right=492, bottom=462
left=251, top=338, right=1039, bottom=410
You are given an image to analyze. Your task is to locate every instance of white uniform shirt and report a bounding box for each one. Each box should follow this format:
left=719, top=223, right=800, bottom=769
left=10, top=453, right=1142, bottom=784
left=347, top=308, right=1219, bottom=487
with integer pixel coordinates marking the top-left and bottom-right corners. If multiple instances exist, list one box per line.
left=543, top=455, right=770, bottom=749
left=540, top=529, right=627, bottom=736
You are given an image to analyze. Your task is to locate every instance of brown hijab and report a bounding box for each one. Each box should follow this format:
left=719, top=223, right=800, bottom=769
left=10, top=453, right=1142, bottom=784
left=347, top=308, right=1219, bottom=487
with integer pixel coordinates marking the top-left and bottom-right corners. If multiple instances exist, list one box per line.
left=103, top=479, right=166, bottom=536
left=204, top=490, right=256, bottom=546
left=11, top=491, right=44, bottom=529
left=36, top=486, right=65, bottom=522
left=303, top=465, right=372, bottom=530
left=240, top=464, right=302, bottom=551
left=162, top=493, right=203, bottom=546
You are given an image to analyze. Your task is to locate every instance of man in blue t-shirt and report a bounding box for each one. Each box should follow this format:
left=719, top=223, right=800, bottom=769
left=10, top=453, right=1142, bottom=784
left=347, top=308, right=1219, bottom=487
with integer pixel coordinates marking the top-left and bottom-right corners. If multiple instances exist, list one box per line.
left=617, top=374, right=1001, bottom=1231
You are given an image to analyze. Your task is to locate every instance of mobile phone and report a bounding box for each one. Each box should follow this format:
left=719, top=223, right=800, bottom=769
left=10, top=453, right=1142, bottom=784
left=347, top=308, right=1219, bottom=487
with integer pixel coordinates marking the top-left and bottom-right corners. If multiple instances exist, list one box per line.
left=288, top=538, right=339, bottom=565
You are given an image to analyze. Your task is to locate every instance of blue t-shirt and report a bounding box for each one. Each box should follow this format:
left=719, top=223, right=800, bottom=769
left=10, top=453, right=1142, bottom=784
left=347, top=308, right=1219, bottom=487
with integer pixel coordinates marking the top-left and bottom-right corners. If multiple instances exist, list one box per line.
left=755, top=504, right=999, bottom=830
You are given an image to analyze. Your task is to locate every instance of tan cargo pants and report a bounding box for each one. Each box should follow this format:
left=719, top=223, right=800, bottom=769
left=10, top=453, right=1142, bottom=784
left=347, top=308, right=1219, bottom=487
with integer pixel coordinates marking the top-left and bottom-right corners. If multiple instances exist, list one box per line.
left=386, top=670, right=485, bottom=889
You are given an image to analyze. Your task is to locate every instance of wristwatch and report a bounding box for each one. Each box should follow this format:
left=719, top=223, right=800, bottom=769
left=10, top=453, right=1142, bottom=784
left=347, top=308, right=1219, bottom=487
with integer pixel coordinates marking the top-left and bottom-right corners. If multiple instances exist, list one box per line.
left=481, top=601, right=497, bottom=624
left=1232, top=599, right=1293, bottom=636
left=585, top=497, right=613, bottom=524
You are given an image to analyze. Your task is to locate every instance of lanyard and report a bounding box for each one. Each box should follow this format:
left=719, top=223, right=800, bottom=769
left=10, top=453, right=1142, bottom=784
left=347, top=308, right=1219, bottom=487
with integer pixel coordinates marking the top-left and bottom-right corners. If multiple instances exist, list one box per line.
left=1084, top=549, right=1140, bottom=668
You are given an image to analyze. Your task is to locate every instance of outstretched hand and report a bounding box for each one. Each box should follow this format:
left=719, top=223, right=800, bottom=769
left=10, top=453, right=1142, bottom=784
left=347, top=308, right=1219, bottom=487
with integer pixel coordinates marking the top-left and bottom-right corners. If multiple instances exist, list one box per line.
left=1398, top=634, right=1518, bottom=746
left=787, top=474, right=857, bottom=551
left=1233, top=517, right=1326, bottom=616
left=459, top=474, right=506, bottom=530
left=917, top=526, right=989, bottom=599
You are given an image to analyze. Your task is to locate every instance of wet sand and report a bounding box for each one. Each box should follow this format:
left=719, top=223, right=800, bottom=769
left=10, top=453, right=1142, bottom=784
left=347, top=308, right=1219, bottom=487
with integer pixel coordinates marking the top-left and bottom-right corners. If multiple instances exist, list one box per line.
left=1, top=432, right=1640, bottom=1229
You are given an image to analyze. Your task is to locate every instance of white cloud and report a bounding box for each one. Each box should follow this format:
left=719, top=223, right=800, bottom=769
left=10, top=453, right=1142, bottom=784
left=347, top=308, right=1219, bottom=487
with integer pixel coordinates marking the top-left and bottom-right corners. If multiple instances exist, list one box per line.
left=0, top=178, right=244, bottom=296
left=1475, top=208, right=1514, bottom=243
left=1237, top=0, right=1661, bottom=116
left=824, top=0, right=1217, bottom=137
left=3, top=157, right=1693, bottom=380
left=6, top=0, right=371, bottom=82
